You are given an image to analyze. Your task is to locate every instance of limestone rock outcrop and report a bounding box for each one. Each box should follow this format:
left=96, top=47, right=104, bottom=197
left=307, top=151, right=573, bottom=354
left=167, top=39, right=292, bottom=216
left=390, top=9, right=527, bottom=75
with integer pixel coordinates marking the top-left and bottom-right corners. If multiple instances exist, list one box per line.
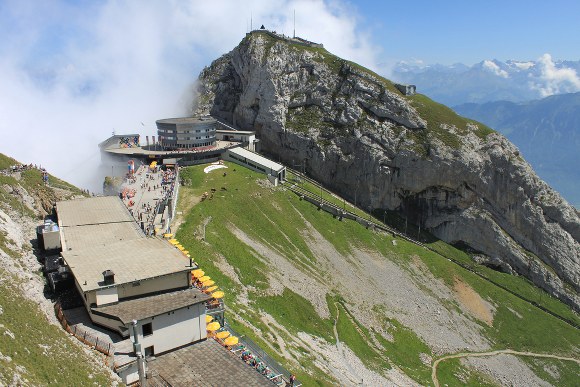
left=193, top=31, right=580, bottom=310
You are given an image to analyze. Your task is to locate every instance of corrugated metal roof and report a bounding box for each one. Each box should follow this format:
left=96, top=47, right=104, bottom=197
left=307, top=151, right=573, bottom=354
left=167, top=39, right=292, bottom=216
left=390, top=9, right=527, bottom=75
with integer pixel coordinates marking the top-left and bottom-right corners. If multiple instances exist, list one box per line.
left=93, top=288, right=210, bottom=324
left=227, top=147, right=285, bottom=173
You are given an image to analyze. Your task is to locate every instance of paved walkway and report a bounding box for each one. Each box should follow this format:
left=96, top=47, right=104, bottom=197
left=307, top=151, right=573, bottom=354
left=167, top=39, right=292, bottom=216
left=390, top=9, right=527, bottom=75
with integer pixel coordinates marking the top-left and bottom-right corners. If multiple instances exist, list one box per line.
left=62, top=306, right=135, bottom=368
left=431, top=349, right=580, bottom=387
left=120, top=164, right=177, bottom=236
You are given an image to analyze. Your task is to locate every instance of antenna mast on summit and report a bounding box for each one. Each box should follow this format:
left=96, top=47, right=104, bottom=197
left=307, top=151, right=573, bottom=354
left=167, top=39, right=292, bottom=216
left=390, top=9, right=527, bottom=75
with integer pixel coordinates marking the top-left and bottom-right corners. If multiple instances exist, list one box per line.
left=293, top=9, right=296, bottom=38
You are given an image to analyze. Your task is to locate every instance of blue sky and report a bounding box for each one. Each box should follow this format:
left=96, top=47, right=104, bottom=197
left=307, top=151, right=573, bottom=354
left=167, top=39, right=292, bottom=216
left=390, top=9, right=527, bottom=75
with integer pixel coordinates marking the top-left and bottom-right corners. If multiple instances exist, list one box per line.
left=0, top=0, right=578, bottom=189
left=351, top=0, right=580, bottom=65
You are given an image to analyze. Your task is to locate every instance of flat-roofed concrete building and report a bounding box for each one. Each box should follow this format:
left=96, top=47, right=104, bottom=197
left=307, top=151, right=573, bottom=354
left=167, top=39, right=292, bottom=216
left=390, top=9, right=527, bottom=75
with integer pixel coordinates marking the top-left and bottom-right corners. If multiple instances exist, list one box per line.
left=56, top=196, right=209, bottom=359
left=216, top=129, right=257, bottom=151
left=224, top=147, right=286, bottom=185
left=156, top=116, right=217, bottom=149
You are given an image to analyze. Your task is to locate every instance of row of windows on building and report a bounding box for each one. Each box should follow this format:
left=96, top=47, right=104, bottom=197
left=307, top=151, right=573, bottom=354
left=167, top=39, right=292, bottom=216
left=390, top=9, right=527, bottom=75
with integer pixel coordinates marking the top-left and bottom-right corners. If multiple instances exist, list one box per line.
left=179, top=135, right=213, bottom=140
left=175, top=141, right=214, bottom=148
left=229, top=154, right=267, bottom=173
left=158, top=129, right=214, bottom=134
left=160, top=136, right=213, bottom=141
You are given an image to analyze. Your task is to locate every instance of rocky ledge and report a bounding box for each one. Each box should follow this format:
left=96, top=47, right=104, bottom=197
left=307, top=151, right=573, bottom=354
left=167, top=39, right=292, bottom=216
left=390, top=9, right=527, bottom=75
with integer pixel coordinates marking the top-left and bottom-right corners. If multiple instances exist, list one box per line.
left=193, top=31, right=580, bottom=311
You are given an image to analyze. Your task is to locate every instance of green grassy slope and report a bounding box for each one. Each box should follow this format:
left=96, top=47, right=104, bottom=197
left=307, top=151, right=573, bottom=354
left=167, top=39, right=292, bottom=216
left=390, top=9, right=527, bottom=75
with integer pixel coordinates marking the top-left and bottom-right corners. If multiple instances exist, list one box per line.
left=176, top=162, right=579, bottom=386
left=0, top=153, right=113, bottom=386
left=0, top=272, right=113, bottom=386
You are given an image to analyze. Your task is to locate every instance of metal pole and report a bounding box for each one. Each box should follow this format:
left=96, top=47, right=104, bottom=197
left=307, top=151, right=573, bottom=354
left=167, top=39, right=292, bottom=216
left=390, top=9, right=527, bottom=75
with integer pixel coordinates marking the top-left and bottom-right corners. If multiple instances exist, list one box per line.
left=131, top=320, right=147, bottom=387
left=137, top=353, right=147, bottom=387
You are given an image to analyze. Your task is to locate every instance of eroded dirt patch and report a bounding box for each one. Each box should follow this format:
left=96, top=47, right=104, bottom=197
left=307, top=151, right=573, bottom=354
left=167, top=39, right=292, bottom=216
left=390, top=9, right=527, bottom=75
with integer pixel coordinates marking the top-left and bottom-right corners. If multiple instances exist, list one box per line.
left=453, top=278, right=494, bottom=326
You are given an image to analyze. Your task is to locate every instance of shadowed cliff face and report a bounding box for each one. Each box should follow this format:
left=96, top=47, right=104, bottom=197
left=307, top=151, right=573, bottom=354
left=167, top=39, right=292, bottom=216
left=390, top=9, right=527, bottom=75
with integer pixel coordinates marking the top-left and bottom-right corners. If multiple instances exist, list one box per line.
left=193, top=31, right=580, bottom=310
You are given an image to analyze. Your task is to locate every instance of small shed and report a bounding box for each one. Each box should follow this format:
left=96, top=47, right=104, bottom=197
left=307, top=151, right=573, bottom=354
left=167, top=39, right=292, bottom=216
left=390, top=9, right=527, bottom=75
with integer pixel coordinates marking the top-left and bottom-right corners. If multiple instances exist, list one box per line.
left=395, top=83, right=416, bottom=96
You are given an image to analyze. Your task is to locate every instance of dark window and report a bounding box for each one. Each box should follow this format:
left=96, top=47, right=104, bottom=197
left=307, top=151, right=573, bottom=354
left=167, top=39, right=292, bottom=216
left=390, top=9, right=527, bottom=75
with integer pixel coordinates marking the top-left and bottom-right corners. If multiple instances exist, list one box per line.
left=142, top=322, right=153, bottom=336
left=144, top=346, right=154, bottom=357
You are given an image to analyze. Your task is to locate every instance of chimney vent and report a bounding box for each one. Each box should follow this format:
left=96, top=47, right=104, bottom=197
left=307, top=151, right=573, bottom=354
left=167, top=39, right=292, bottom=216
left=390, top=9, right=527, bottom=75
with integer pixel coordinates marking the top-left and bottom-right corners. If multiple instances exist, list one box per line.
left=103, top=270, right=115, bottom=285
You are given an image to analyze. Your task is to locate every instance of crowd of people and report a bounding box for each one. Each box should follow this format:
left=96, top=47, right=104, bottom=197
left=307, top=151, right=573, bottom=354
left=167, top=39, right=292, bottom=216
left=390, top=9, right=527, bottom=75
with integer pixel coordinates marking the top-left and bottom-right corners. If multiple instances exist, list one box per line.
left=1, top=163, right=52, bottom=186
left=119, top=163, right=178, bottom=236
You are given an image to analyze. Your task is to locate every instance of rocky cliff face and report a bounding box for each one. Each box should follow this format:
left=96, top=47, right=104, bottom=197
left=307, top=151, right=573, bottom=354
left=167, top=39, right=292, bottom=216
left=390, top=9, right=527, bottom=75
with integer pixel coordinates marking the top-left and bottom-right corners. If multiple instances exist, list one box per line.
left=193, top=31, right=580, bottom=310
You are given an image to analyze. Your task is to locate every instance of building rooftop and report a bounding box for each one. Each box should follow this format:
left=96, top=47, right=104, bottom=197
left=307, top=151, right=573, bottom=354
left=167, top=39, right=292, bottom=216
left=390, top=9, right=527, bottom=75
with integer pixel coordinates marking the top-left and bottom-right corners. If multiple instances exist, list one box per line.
left=93, top=288, right=210, bottom=325
left=61, top=238, right=192, bottom=292
left=156, top=116, right=217, bottom=125
left=60, top=222, right=144, bottom=252
left=56, top=196, right=135, bottom=227
left=57, top=196, right=144, bottom=252
left=102, top=140, right=238, bottom=156
left=147, top=339, right=272, bottom=387
left=228, top=147, right=285, bottom=173
left=216, top=129, right=256, bottom=135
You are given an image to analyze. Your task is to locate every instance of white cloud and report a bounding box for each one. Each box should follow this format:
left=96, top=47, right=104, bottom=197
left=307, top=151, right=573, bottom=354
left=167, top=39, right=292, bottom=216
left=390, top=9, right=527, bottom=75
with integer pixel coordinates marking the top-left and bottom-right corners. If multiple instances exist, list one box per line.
left=0, top=0, right=380, bottom=191
left=531, top=53, right=580, bottom=97
left=512, top=61, right=534, bottom=70
left=482, top=60, right=509, bottom=78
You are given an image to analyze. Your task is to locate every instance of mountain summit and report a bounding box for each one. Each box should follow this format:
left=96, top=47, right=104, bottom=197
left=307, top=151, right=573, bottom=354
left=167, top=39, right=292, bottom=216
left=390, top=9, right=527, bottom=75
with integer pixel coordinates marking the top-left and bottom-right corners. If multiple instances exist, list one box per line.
left=193, top=30, right=580, bottom=311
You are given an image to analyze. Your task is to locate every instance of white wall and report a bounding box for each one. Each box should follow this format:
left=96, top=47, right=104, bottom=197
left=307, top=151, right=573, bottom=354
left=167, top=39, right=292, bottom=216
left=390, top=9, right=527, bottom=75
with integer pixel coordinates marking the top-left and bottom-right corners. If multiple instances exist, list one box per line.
left=96, top=287, right=119, bottom=306
left=131, top=303, right=206, bottom=356
left=89, top=311, right=126, bottom=336
left=117, top=272, right=189, bottom=300
left=116, top=361, right=139, bottom=385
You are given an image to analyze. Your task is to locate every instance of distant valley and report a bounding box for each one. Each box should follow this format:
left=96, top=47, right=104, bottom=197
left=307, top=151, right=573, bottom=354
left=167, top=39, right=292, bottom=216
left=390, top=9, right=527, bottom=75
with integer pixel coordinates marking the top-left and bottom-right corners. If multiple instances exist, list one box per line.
left=454, top=92, right=580, bottom=207
left=391, top=57, right=580, bottom=106
left=392, top=58, right=580, bottom=207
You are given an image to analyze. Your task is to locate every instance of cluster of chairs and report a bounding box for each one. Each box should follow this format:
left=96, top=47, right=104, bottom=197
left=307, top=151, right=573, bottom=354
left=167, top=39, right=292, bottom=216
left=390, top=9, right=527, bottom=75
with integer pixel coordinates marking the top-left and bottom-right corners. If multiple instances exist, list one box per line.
left=231, top=345, right=285, bottom=385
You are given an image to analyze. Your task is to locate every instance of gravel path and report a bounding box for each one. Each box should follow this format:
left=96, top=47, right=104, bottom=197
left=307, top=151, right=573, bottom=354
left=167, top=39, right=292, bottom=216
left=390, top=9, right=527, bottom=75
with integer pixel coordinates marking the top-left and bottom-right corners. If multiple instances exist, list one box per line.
left=431, top=349, right=580, bottom=387
left=222, top=195, right=570, bottom=385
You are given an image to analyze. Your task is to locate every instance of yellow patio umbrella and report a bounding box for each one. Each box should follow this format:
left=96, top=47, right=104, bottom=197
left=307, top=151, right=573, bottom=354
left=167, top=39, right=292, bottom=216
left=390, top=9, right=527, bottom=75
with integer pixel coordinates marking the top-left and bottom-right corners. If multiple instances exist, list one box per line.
left=211, top=291, right=224, bottom=299
left=199, top=275, right=211, bottom=282
left=206, top=321, right=220, bottom=331
left=215, top=331, right=230, bottom=339
left=177, top=245, right=185, bottom=251
left=182, top=250, right=189, bottom=255
left=163, top=233, right=173, bottom=238
left=202, top=280, right=215, bottom=287
left=224, top=336, right=239, bottom=346
left=169, top=239, right=179, bottom=245
left=205, top=315, right=213, bottom=323
left=204, top=285, right=218, bottom=293
left=186, top=254, right=191, bottom=258
left=191, top=269, right=205, bottom=278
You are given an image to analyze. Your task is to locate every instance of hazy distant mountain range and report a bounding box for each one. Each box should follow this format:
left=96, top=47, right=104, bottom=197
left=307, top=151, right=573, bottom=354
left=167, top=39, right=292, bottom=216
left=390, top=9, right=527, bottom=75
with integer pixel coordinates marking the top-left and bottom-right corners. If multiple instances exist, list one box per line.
left=454, top=92, right=580, bottom=207
left=392, top=56, right=580, bottom=106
